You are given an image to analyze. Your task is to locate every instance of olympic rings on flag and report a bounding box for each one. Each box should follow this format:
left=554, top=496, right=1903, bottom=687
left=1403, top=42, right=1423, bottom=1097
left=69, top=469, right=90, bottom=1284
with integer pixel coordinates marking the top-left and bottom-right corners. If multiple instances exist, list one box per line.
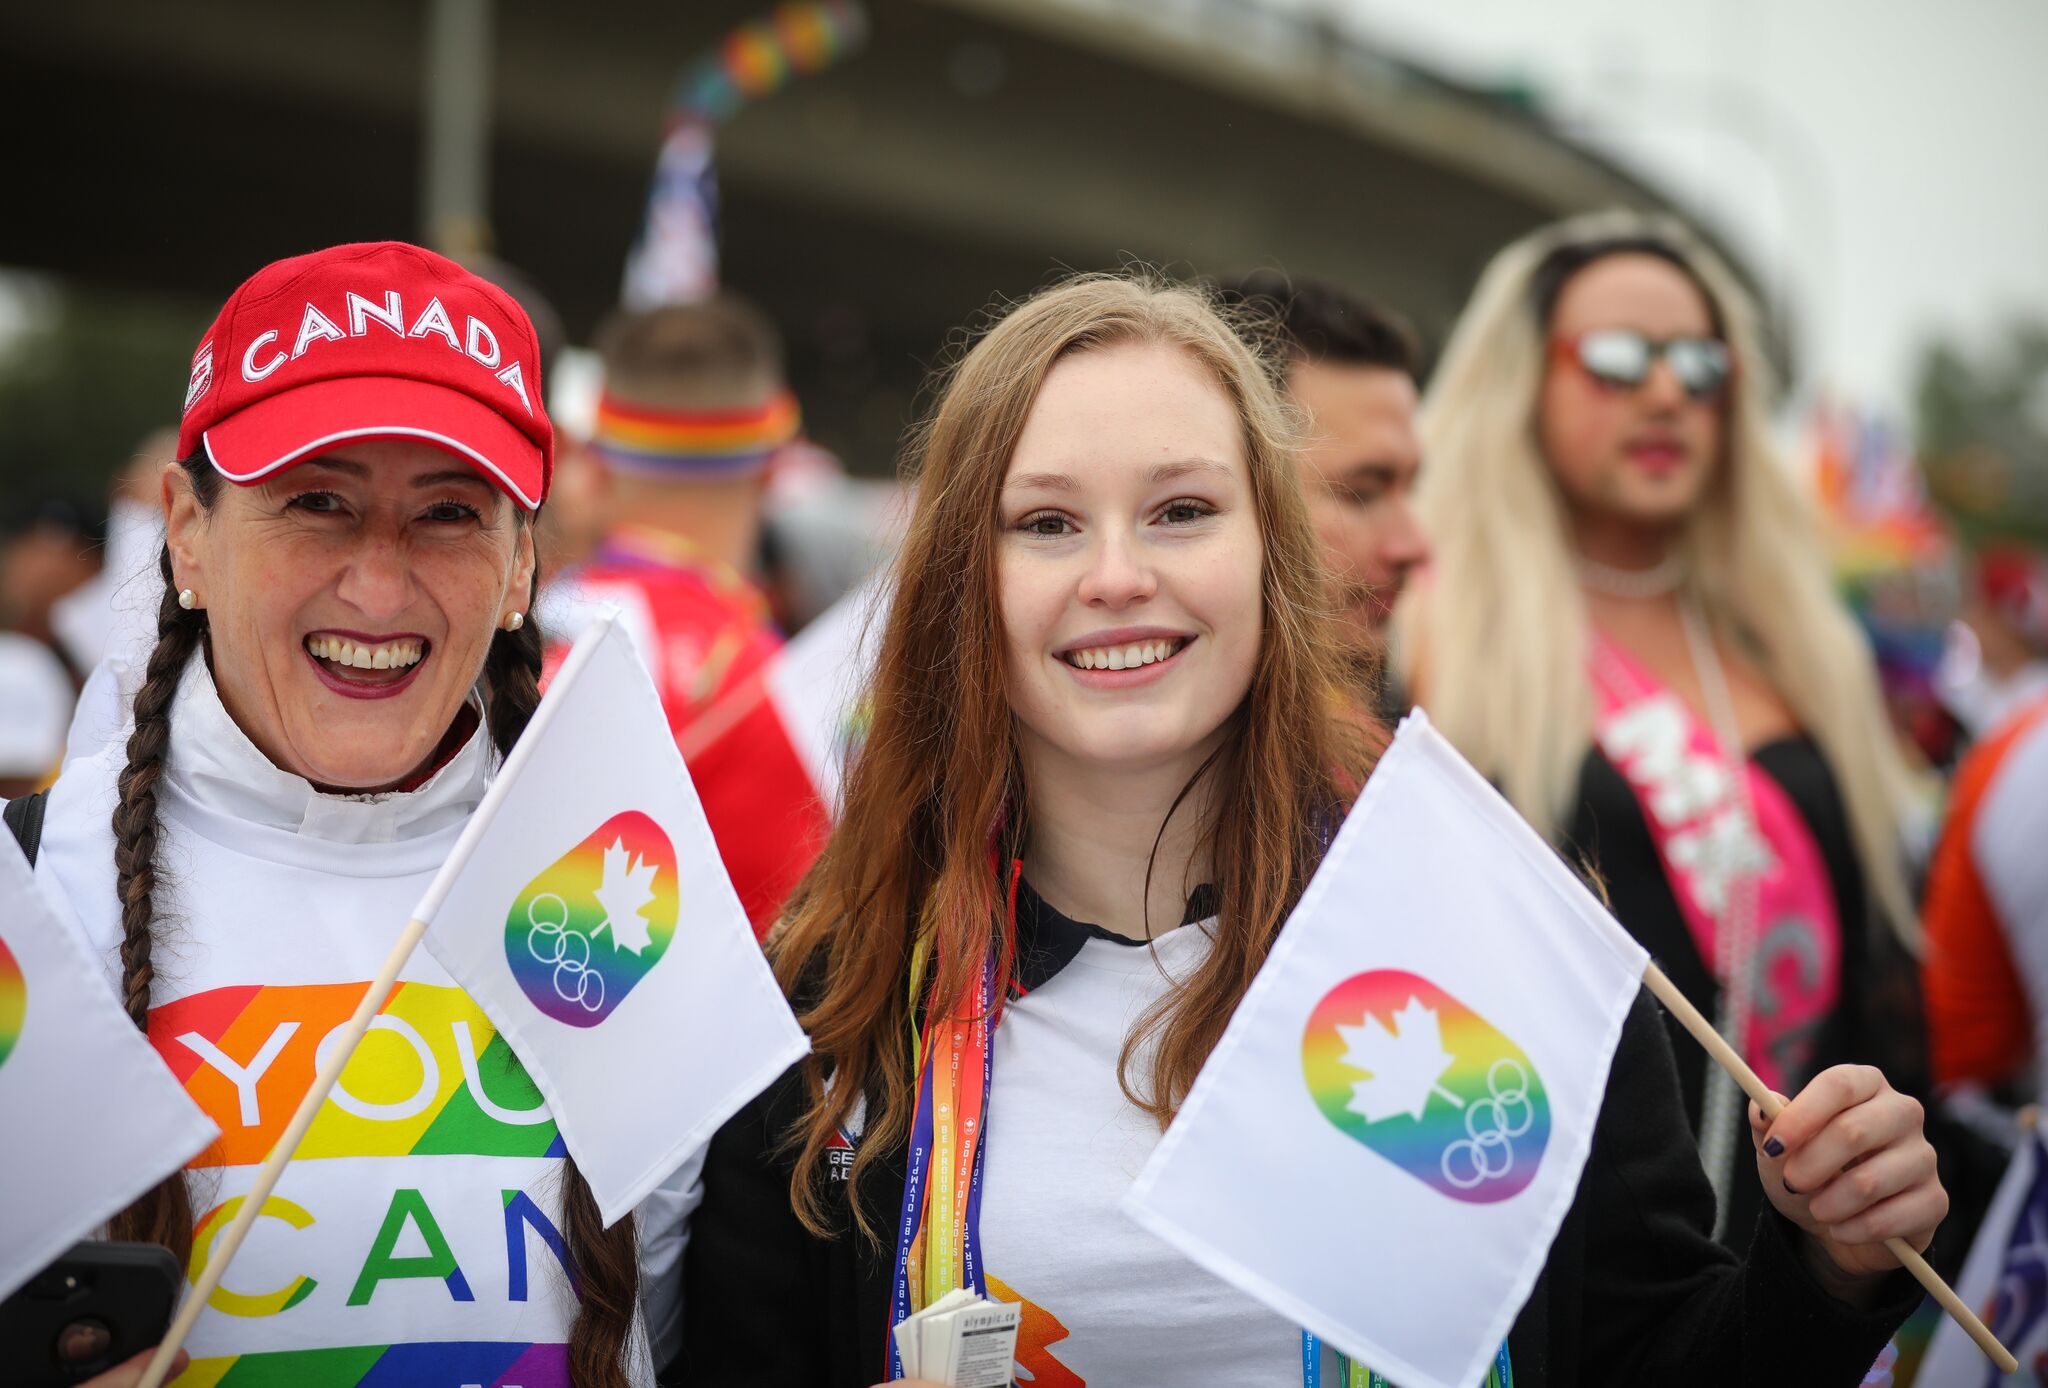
left=1441, top=1058, right=1536, bottom=1190
left=526, top=892, right=607, bottom=1012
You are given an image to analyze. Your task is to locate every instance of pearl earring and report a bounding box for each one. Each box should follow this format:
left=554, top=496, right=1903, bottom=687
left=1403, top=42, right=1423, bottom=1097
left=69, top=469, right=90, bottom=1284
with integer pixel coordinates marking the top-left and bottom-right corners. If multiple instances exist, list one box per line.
left=178, top=589, right=198, bottom=610
left=504, top=611, right=525, bottom=632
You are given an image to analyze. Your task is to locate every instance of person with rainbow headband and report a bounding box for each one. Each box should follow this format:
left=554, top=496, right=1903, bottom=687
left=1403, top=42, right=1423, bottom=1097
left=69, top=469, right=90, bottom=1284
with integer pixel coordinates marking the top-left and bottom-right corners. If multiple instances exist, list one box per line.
left=667, top=271, right=1946, bottom=1386
left=551, top=295, right=829, bottom=935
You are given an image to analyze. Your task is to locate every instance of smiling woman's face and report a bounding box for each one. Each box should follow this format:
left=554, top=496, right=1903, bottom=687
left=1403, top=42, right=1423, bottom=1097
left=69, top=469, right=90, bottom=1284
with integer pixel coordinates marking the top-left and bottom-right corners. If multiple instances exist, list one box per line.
left=166, top=440, right=535, bottom=790
left=997, top=341, right=1264, bottom=784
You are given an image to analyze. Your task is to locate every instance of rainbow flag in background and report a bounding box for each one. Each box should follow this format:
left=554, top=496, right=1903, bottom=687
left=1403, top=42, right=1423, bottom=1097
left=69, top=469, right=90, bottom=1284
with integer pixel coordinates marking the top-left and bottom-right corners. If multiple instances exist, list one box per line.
left=1808, top=399, right=1951, bottom=580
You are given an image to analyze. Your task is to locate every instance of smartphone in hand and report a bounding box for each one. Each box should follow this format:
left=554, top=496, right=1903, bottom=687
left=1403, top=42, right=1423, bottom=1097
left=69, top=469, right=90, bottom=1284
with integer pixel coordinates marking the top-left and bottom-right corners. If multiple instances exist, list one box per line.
left=0, top=1242, right=181, bottom=1386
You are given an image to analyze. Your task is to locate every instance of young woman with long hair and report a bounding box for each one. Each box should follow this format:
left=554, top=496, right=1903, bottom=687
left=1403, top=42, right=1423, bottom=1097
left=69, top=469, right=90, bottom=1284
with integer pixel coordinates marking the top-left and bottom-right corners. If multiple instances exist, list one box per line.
left=673, top=272, right=1943, bottom=1386
left=15, top=243, right=679, bottom=1386
left=1397, top=210, right=1922, bottom=1246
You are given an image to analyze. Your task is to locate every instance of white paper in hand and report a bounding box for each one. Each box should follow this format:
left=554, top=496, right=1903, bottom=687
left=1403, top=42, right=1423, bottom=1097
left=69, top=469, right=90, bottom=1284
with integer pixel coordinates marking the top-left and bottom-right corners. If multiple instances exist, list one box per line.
left=420, top=612, right=809, bottom=1223
left=1123, top=712, right=1648, bottom=1388
left=0, top=832, right=217, bottom=1302
left=893, top=1290, right=1020, bottom=1388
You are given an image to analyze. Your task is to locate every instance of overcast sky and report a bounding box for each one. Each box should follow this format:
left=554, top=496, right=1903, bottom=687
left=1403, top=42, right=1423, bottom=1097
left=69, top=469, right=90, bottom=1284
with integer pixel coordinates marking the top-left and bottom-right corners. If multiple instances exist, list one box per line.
left=1280, top=0, right=2048, bottom=419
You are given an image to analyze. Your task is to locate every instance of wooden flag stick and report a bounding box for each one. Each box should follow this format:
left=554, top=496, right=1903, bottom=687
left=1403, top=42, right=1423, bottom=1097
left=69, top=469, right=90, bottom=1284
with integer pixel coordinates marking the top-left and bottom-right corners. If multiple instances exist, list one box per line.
left=133, top=615, right=622, bottom=1388
left=1640, top=961, right=2016, bottom=1373
left=134, top=916, right=430, bottom=1388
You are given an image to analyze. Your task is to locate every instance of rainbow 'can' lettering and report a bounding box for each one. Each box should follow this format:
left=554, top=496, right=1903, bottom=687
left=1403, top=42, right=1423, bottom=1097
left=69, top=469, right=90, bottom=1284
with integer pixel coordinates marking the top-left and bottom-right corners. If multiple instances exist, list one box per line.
left=504, top=812, right=679, bottom=1027
left=0, top=931, right=23, bottom=1072
left=1303, top=970, right=1549, bottom=1203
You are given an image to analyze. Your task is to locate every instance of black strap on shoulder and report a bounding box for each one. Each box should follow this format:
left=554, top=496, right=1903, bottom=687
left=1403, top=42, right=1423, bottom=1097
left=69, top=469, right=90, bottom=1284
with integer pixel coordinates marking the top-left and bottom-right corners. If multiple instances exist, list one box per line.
left=4, top=787, right=50, bottom=866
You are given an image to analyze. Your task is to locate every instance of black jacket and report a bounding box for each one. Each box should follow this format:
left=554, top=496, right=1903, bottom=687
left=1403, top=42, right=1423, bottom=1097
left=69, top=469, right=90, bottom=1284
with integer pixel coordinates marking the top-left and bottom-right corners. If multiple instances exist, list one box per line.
left=1566, top=738, right=1943, bottom=1253
left=673, top=888, right=1918, bottom=1386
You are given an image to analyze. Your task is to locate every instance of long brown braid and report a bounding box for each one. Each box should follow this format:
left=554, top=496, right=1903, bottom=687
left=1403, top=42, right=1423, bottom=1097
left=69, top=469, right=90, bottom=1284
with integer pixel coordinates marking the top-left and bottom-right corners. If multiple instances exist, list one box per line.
left=105, top=455, right=641, bottom=1384
left=103, top=533, right=206, bottom=1258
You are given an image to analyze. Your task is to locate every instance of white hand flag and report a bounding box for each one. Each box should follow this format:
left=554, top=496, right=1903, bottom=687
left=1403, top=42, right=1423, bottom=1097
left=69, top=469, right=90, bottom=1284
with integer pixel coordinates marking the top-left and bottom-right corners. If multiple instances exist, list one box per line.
left=0, top=831, right=217, bottom=1302
left=1124, top=712, right=1648, bottom=1388
left=420, top=611, right=809, bottom=1223
left=758, top=577, right=886, bottom=815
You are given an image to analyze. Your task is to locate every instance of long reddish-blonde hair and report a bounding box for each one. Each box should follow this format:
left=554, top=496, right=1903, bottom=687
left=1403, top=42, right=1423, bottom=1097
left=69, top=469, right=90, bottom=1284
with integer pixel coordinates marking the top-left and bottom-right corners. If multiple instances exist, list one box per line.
left=771, top=272, right=1379, bottom=1240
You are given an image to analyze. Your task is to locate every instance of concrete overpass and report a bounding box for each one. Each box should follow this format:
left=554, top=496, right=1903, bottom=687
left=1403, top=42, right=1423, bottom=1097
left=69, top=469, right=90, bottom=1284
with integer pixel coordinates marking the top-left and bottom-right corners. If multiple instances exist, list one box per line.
left=1, top=0, right=1738, bottom=472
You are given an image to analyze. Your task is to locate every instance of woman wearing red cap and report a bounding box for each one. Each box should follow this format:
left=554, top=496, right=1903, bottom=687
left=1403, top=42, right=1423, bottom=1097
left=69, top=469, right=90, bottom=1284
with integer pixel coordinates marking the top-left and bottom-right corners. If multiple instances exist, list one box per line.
left=12, top=244, right=676, bottom=1386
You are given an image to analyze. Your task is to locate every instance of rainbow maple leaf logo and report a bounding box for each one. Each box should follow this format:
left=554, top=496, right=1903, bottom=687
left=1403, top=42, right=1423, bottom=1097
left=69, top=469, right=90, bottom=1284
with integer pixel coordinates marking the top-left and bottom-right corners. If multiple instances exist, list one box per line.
left=504, top=811, right=679, bottom=1026
left=591, top=837, right=661, bottom=955
left=1338, top=995, right=1463, bottom=1124
left=1304, top=970, right=1551, bottom=1203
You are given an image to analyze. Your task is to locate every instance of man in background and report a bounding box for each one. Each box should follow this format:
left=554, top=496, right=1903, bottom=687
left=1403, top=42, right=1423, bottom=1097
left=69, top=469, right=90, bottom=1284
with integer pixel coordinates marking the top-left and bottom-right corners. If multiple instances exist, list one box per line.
left=1220, top=272, right=1430, bottom=709
left=555, top=295, right=828, bottom=933
left=1, top=495, right=103, bottom=681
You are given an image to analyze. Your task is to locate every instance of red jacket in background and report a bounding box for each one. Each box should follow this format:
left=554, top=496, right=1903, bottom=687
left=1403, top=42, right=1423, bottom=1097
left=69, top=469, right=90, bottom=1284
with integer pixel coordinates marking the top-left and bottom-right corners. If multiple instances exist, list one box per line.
left=543, top=526, right=828, bottom=936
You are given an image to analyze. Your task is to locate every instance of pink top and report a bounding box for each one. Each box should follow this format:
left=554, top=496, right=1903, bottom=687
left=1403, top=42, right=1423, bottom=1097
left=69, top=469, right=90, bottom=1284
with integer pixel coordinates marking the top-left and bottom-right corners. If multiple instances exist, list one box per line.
left=1589, top=632, right=1842, bottom=1092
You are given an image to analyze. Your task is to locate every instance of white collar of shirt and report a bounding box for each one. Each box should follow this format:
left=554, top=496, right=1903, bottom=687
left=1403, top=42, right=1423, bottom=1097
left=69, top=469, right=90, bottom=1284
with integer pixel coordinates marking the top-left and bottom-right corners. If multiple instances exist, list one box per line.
left=163, top=649, right=495, bottom=847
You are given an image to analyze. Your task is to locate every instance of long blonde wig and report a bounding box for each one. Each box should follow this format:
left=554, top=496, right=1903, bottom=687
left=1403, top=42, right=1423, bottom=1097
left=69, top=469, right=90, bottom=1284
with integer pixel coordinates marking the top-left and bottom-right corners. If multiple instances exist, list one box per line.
left=1397, top=209, right=1916, bottom=941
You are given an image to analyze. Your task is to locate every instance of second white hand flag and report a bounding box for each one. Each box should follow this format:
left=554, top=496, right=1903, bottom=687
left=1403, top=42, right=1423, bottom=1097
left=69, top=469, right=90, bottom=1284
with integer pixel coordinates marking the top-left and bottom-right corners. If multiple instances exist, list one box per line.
left=420, top=611, right=809, bottom=1224
left=0, top=833, right=217, bottom=1304
left=1123, top=711, right=1649, bottom=1388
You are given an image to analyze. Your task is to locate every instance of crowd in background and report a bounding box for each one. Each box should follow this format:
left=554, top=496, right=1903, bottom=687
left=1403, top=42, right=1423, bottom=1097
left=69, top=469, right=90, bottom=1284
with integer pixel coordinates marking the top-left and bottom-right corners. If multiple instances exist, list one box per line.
left=4, top=204, right=2047, bottom=1385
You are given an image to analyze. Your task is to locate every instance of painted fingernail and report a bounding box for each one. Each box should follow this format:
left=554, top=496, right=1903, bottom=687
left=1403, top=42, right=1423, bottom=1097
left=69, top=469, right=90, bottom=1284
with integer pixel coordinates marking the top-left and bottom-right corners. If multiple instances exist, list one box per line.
left=1764, top=1137, right=1785, bottom=1158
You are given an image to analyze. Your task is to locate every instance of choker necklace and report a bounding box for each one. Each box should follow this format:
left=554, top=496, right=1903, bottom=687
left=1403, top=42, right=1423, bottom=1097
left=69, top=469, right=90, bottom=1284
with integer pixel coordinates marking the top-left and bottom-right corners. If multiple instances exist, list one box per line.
left=1576, top=549, right=1689, bottom=599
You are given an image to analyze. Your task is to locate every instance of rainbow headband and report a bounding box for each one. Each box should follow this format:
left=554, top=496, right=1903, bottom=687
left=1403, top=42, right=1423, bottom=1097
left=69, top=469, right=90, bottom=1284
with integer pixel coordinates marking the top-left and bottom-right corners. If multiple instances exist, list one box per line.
left=591, top=389, right=799, bottom=476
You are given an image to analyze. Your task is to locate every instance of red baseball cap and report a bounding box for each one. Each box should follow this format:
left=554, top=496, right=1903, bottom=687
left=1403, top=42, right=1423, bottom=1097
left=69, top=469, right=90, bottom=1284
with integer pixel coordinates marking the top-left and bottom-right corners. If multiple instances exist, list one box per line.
left=177, top=242, right=553, bottom=509
left=1977, top=546, right=2048, bottom=642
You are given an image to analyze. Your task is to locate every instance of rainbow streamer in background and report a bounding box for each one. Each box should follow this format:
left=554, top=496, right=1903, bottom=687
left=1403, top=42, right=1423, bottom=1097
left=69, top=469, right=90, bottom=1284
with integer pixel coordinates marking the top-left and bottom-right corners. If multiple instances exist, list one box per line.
left=678, top=0, right=870, bottom=122
left=0, top=932, right=24, bottom=1071
left=622, top=3, right=868, bottom=307
left=590, top=390, right=801, bottom=475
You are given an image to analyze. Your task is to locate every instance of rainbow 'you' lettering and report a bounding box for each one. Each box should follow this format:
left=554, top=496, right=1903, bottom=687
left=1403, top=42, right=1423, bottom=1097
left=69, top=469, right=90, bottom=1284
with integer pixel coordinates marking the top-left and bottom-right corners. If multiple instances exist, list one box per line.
left=505, top=811, right=679, bottom=1026
left=1303, top=970, right=1549, bottom=1203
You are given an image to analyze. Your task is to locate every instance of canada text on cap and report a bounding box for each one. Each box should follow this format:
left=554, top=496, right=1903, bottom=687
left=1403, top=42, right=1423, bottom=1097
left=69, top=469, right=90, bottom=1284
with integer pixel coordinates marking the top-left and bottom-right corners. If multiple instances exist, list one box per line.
left=176, top=241, right=555, bottom=509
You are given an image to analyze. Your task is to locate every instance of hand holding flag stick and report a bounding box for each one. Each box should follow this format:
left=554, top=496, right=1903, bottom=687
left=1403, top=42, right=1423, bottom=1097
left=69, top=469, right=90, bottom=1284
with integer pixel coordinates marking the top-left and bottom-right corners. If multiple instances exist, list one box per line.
left=1125, top=714, right=2001, bottom=1387
left=1638, top=961, right=2017, bottom=1373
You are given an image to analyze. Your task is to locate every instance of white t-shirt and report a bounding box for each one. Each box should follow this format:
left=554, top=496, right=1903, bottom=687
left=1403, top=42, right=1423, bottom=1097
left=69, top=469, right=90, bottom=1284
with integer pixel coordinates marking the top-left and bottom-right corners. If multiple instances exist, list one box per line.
left=31, top=654, right=694, bottom=1384
left=976, top=900, right=1308, bottom=1386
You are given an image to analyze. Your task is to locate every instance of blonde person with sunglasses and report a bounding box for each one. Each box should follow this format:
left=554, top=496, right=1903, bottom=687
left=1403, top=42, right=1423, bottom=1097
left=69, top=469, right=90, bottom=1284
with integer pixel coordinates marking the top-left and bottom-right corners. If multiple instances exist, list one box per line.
left=1397, top=211, right=1923, bottom=1248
